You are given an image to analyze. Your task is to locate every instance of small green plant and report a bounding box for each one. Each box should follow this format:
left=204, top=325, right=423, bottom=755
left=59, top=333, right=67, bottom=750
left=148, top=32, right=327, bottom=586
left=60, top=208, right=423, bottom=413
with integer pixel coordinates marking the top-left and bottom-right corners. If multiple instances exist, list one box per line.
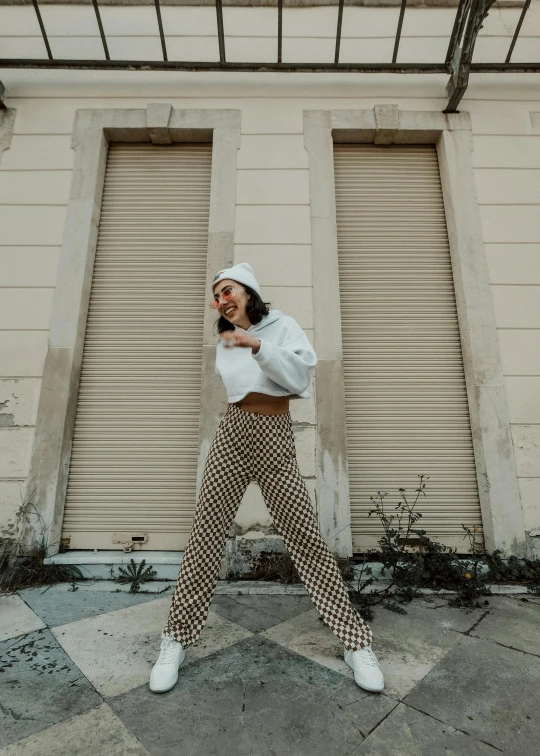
left=485, top=548, right=540, bottom=597
left=346, top=558, right=376, bottom=621
left=446, top=525, right=492, bottom=607
left=347, top=475, right=434, bottom=616
left=231, top=550, right=353, bottom=586
left=345, top=475, right=496, bottom=616
left=117, top=558, right=157, bottom=593
left=369, top=476, right=427, bottom=587
left=0, top=489, right=84, bottom=593
left=237, top=551, right=302, bottom=583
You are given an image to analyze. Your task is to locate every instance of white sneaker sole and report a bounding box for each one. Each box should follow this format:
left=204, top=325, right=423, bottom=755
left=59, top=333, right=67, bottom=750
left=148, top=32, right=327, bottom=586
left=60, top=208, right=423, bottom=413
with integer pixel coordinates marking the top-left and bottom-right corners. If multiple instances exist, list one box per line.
left=344, top=655, right=384, bottom=693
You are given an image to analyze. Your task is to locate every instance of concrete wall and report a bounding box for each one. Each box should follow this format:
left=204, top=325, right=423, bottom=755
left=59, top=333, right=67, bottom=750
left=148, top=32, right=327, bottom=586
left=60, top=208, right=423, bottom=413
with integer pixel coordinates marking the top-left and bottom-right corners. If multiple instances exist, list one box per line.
left=0, top=2, right=539, bottom=555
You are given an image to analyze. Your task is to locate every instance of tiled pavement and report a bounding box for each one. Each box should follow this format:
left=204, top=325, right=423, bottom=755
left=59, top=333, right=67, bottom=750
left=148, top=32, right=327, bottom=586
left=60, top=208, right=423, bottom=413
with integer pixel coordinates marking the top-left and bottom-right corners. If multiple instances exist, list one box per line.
left=1, top=583, right=540, bottom=755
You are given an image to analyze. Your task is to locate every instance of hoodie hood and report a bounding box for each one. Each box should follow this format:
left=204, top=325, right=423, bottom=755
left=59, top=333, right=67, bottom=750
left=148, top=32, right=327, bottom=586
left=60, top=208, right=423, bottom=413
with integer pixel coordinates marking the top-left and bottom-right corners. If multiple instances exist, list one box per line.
left=243, top=309, right=285, bottom=334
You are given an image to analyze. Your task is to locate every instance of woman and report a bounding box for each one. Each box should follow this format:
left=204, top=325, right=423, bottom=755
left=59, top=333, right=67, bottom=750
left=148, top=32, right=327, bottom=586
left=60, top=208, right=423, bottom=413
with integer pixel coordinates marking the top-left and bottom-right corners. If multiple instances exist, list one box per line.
left=150, top=263, right=384, bottom=694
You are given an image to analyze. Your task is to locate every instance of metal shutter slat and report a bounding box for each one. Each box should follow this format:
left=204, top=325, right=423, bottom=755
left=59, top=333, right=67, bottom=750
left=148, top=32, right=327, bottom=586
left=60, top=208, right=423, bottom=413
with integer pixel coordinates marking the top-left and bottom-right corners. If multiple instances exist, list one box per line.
left=334, top=144, right=482, bottom=553
left=62, top=143, right=211, bottom=550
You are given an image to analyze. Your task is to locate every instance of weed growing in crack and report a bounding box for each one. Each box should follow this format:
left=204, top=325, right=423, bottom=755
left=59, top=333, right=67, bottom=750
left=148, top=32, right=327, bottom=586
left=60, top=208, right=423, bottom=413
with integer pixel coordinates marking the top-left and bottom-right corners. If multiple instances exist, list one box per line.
left=0, top=488, right=84, bottom=593
left=233, top=552, right=302, bottom=583
left=484, top=549, right=540, bottom=597
left=346, top=474, right=540, bottom=618
left=117, top=558, right=157, bottom=593
left=447, top=525, right=492, bottom=608
left=229, top=550, right=354, bottom=587
left=345, top=475, right=491, bottom=617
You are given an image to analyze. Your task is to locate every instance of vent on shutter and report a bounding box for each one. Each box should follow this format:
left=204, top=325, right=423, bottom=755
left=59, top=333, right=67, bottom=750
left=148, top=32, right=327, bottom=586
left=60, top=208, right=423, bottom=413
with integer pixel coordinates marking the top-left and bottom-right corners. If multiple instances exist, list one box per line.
left=334, top=145, right=482, bottom=553
left=62, top=143, right=212, bottom=550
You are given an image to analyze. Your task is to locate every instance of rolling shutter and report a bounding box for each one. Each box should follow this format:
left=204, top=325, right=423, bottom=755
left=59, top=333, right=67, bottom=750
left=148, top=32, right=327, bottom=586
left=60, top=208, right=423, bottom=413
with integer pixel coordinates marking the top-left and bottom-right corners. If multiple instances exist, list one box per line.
left=334, top=144, right=482, bottom=553
left=62, top=143, right=212, bottom=551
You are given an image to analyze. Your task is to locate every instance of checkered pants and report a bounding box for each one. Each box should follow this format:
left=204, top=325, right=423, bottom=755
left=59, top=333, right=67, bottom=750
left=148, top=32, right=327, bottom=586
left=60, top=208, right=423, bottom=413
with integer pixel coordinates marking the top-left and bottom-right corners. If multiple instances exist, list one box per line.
left=164, top=403, right=373, bottom=650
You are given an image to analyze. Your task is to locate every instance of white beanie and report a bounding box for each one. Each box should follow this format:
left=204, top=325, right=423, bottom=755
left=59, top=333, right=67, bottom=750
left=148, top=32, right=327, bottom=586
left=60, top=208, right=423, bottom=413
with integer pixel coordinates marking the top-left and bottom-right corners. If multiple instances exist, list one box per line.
left=211, top=262, right=261, bottom=296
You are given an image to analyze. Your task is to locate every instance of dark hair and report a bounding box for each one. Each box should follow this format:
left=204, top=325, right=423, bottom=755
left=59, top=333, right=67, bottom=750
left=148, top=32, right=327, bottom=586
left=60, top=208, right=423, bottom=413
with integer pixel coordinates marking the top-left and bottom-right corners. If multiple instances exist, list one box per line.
left=214, top=284, right=271, bottom=334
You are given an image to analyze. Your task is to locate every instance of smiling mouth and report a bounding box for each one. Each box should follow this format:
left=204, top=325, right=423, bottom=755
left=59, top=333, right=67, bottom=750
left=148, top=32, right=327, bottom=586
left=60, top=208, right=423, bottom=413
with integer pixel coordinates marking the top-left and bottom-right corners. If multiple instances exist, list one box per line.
left=224, top=306, right=236, bottom=317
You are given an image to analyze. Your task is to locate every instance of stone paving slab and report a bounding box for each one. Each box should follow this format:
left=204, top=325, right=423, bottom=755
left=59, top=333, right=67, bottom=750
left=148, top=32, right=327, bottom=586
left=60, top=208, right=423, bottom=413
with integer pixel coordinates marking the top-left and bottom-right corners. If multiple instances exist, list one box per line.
left=110, top=635, right=397, bottom=756
left=0, top=704, right=149, bottom=756
left=262, top=598, right=475, bottom=700
left=0, top=629, right=102, bottom=748
left=399, top=595, right=490, bottom=634
left=358, top=702, right=500, bottom=755
left=404, top=635, right=540, bottom=755
left=520, top=593, right=540, bottom=604
left=0, top=595, right=45, bottom=642
left=469, top=596, right=540, bottom=656
left=215, top=581, right=310, bottom=595
left=51, top=598, right=253, bottom=697
left=2, top=586, right=540, bottom=754
left=368, top=596, right=485, bottom=637
left=220, top=593, right=315, bottom=622
left=18, top=586, right=165, bottom=628
left=209, top=595, right=285, bottom=633
left=209, top=594, right=319, bottom=634
left=262, top=608, right=357, bottom=680
left=366, top=597, right=484, bottom=699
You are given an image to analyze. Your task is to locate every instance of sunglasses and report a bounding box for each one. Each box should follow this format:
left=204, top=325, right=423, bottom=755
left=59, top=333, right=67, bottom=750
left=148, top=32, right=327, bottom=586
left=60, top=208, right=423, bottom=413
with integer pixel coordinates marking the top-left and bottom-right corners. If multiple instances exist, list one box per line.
left=210, top=284, right=236, bottom=310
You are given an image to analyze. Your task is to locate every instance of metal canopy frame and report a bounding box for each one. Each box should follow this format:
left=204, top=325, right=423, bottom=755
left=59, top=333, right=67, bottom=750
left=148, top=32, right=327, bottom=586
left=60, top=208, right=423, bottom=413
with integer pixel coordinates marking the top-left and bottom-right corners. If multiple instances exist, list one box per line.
left=0, top=0, right=537, bottom=112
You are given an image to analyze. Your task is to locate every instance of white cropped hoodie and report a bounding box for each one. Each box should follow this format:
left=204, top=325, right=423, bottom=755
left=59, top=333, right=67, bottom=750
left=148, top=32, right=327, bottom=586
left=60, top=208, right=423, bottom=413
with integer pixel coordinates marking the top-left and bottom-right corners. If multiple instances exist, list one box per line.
left=215, top=310, right=317, bottom=403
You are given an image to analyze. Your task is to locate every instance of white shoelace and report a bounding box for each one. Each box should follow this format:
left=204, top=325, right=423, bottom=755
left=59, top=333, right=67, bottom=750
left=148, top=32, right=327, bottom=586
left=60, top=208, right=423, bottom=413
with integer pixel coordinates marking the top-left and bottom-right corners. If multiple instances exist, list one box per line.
left=351, top=646, right=379, bottom=667
left=158, top=636, right=181, bottom=665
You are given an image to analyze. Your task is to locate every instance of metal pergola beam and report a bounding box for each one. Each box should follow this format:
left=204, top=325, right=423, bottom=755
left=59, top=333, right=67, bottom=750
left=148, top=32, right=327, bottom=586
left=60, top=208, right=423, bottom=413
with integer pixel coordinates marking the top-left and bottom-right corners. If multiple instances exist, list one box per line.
left=1, top=59, right=538, bottom=74
left=278, top=0, right=283, bottom=63
left=392, top=0, right=408, bottom=63
left=335, top=0, right=344, bottom=64
left=91, top=0, right=110, bottom=61
left=1, top=1, right=537, bottom=115
left=445, top=0, right=496, bottom=113
left=31, top=0, right=52, bottom=60
left=445, top=0, right=471, bottom=65
left=154, top=0, right=168, bottom=62
left=505, top=0, right=530, bottom=63
left=0, top=60, right=451, bottom=73
left=215, top=0, right=226, bottom=63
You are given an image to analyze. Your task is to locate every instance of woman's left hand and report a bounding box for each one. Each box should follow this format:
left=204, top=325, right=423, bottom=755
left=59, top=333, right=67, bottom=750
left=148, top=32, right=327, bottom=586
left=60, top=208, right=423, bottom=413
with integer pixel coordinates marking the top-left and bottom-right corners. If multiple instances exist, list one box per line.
left=221, top=331, right=261, bottom=353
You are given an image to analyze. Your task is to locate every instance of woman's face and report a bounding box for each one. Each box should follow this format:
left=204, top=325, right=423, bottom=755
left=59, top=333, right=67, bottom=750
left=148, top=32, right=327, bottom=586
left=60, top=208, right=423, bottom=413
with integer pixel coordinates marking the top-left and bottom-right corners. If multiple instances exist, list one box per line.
left=212, top=278, right=250, bottom=327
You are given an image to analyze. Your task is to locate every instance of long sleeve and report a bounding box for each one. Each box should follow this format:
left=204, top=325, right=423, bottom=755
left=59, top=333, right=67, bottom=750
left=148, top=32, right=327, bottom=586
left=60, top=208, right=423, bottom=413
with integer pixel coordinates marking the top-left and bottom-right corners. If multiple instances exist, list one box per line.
left=251, top=319, right=317, bottom=395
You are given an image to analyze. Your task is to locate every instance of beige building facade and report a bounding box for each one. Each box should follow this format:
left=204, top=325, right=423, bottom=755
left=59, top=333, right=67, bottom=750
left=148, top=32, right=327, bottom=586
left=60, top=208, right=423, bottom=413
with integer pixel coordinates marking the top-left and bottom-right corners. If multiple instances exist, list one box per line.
left=0, top=1, right=539, bottom=570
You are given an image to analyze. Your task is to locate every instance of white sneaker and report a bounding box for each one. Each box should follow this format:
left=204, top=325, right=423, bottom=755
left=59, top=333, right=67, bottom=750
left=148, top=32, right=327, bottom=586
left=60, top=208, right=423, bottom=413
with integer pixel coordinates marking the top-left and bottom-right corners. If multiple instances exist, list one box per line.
left=149, top=633, right=186, bottom=693
left=344, top=645, right=384, bottom=693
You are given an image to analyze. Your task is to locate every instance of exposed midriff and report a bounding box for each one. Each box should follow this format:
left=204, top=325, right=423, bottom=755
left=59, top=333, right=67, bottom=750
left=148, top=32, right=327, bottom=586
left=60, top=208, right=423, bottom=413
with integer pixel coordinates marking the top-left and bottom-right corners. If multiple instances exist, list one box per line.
left=233, top=392, right=291, bottom=416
